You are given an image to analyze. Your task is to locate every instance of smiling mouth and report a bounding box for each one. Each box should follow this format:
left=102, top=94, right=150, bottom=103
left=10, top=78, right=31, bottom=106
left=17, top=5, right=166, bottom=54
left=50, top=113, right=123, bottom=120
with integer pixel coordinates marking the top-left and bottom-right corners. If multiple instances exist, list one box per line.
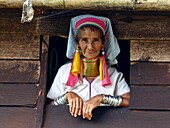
left=87, top=51, right=95, bottom=54
left=87, top=52, right=96, bottom=55
left=87, top=52, right=93, bottom=54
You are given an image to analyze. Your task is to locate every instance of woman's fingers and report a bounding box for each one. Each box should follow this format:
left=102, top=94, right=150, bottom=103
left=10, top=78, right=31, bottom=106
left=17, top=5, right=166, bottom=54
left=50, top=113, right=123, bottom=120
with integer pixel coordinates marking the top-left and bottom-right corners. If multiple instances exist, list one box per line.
left=69, top=98, right=93, bottom=120
left=82, top=102, right=93, bottom=120
left=82, top=95, right=103, bottom=120
left=71, top=99, right=76, bottom=116
left=88, top=107, right=93, bottom=120
left=82, top=103, right=86, bottom=118
left=67, top=92, right=102, bottom=120
left=68, top=99, right=73, bottom=116
left=66, top=92, right=83, bottom=117
left=73, top=98, right=81, bottom=117
left=71, top=98, right=83, bottom=117
left=78, top=99, right=82, bottom=116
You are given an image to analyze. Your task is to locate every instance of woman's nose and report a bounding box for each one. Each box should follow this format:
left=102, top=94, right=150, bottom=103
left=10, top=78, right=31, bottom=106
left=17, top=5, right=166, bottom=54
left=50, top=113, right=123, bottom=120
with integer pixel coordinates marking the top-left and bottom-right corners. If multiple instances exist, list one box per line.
left=87, top=42, right=93, bottom=49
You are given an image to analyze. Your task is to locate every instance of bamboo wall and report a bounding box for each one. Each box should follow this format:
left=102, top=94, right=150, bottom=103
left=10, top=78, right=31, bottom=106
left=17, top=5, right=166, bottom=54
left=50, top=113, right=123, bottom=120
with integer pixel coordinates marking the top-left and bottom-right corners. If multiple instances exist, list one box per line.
left=0, top=8, right=170, bottom=128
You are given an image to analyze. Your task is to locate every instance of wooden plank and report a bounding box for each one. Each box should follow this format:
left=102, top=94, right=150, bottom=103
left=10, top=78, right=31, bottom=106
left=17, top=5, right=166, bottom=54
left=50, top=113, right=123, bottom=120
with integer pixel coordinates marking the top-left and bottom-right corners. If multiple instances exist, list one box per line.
left=2, top=9, right=169, bottom=40
left=0, top=107, right=37, bottom=128
left=36, top=35, right=49, bottom=128
left=0, top=34, right=40, bottom=59
left=130, top=40, right=170, bottom=62
left=113, top=15, right=170, bottom=40
left=36, top=12, right=170, bottom=40
left=130, top=62, right=170, bottom=85
left=36, top=14, right=70, bottom=37
left=43, top=105, right=170, bottom=128
left=0, top=9, right=36, bottom=34
left=0, top=84, right=38, bottom=106
left=0, top=60, right=40, bottom=83
left=130, top=85, right=170, bottom=110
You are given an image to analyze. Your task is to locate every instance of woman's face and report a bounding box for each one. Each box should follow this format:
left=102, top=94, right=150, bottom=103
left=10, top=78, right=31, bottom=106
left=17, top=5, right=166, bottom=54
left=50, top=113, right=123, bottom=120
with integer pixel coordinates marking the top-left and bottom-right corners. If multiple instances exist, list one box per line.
left=77, top=26, right=104, bottom=59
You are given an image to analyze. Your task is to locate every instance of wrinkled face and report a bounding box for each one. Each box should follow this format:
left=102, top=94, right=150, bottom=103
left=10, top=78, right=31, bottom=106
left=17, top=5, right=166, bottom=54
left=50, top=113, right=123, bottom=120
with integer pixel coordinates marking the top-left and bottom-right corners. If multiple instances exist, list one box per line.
left=77, top=26, right=104, bottom=59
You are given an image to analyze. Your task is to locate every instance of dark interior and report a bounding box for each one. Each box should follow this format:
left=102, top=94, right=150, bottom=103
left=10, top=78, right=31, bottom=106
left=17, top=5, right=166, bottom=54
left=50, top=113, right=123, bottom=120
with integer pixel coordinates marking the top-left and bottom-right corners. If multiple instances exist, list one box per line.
left=46, top=36, right=130, bottom=104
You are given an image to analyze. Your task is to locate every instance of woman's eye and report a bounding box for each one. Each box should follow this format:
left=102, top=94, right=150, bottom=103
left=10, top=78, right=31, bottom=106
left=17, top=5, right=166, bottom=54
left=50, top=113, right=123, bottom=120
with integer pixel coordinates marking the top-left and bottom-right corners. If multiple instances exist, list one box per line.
left=82, top=38, right=88, bottom=42
left=93, top=38, right=99, bottom=42
left=93, top=38, right=101, bottom=45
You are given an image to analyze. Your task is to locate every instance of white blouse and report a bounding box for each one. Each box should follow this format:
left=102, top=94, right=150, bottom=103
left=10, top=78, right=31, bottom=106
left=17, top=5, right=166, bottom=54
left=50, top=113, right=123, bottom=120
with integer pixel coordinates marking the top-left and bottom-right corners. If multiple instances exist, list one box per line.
left=47, top=62, right=130, bottom=101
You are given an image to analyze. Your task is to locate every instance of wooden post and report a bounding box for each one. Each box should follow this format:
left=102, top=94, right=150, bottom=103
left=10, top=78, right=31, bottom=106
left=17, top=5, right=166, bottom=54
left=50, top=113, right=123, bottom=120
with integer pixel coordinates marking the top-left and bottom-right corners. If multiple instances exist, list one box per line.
left=36, top=35, right=49, bottom=128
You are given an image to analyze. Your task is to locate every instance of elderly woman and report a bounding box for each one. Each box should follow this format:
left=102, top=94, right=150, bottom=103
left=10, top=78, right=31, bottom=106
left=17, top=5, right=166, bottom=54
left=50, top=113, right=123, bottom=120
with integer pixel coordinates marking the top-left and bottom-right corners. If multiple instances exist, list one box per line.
left=47, top=14, right=130, bottom=120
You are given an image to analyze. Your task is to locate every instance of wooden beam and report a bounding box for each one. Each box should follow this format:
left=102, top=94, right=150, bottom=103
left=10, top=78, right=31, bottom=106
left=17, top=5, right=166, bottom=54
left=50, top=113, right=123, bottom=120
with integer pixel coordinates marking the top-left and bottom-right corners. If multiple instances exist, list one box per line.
left=130, top=62, right=170, bottom=85
left=37, top=14, right=170, bottom=40
left=0, top=9, right=36, bottom=34
left=0, top=34, right=40, bottom=59
left=0, top=107, right=37, bottom=128
left=130, top=40, right=170, bottom=62
left=130, top=85, right=170, bottom=110
left=0, top=60, right=40, bottom=83
left=43, top=105, right=170, bottom=128
left=0, top=84, right=38, bottom=106
left=0, top=0, right=170, bottom=11
left=113, top=15, right=170, bottom=40
left=1, top=9, right=170, bottom=40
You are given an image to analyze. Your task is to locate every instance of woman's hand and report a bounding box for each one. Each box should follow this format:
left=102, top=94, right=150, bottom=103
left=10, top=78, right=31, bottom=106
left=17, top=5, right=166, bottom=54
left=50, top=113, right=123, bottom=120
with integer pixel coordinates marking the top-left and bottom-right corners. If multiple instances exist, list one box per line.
left=82, top=94, right=103, bottom=120
left=65, top=92, right=83, bottom=117
left=121, top=92, right=130, bottom=107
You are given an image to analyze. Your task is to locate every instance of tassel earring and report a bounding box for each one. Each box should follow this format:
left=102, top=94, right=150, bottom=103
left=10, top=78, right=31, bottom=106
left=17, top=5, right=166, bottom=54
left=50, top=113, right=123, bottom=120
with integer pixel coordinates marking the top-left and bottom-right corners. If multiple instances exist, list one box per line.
left=99, top=47, right=111, bottom=86
left=66, top=45, right=81, bottom=87
left=99, top=48, right=104, bottom=80
left=71, top=45, right=81, bottom=76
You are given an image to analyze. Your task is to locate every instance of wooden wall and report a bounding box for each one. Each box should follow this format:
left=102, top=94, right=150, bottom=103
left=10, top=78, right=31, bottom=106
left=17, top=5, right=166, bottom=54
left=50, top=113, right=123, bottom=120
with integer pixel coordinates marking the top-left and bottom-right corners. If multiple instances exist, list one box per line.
left=0, top=8, right=170, bottom=128
left=36, top=11, right=170, bottom=40
left=38, top=10, right=170, bottom=128
left=130, top=40, right=170, bottom=110
left=37, top=11, right=170, bottom=128
left=0, top=9, right=48, bottom=128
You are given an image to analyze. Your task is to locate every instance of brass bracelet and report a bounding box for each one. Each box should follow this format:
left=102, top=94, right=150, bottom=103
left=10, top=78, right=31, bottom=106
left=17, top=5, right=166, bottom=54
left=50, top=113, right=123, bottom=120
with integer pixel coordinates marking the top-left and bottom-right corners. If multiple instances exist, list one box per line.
left=102, top=94, right=122, bottom=107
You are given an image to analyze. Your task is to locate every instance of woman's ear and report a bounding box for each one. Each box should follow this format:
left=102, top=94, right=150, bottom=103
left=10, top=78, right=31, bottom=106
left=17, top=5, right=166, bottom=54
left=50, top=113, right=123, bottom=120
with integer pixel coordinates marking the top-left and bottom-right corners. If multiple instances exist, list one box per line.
left=74, top=36, right=76, bottom=41
left=76, top=43, right=81, bottom=50
left=76, top=44, right=81, bottom=54
left=104, top=35, right=107, bottom=43
left=74, top=36, right=79, bottom=43
left=76, top=44, right=79, bottom=49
